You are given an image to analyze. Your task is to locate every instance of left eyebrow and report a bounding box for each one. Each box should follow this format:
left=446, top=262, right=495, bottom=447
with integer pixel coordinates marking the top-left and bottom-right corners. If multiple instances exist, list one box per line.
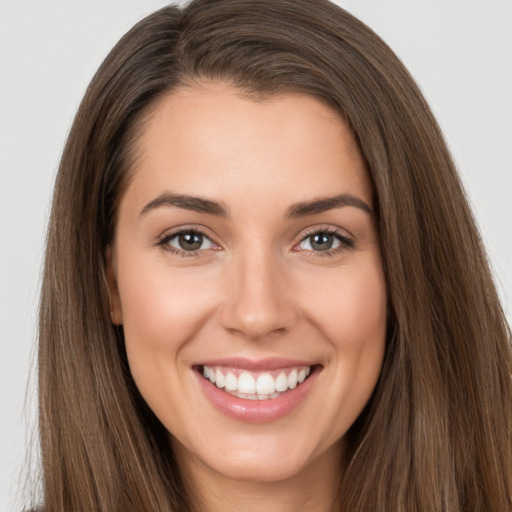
left=286, top=194, right=373, bottom=218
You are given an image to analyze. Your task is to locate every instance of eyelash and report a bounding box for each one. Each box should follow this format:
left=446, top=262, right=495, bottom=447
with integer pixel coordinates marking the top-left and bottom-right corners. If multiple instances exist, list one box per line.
left=155, top=227, right=355, bottom=258
left=156, top=227, right=215, bottom=257
left=295, top=227, right=355, bottom=257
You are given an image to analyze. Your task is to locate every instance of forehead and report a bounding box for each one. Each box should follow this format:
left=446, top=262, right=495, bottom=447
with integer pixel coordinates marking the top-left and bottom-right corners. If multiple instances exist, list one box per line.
left=122, top=83, right=371, bottom=215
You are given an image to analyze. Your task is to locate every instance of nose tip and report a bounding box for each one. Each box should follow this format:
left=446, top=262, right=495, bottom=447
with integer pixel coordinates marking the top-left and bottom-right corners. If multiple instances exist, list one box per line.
left=220, top=255, right=298, bottom=340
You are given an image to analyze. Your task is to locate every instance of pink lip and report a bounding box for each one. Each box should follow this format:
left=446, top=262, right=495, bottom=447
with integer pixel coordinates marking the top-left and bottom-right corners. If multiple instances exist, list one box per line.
left=195, top=357, right=314, bottom=372
left=195, top=363, right=320, bottom=423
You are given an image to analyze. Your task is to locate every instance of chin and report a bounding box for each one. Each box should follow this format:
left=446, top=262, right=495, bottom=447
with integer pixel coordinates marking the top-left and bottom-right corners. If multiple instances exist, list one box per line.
left=214, top=448, right=307, bottom=483
left=171, top=426, right=343, bottom=486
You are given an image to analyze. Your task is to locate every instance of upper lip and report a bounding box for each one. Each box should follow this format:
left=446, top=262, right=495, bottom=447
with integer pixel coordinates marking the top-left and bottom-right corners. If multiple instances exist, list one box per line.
left=194, top=357, right=318, bottom=372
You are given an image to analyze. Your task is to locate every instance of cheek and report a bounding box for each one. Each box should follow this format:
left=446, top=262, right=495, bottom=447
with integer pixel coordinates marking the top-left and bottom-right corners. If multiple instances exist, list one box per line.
left=304, top=259, right=387, bottom=428
left=116, top=258, right=223, bottom=427
left=307, top=256, right=386, bottom=395
left=305, top=259, right=387, bottom=350
left=116, top=256, right=221, bottom=395
left=118, top=260, right=216, bottom=347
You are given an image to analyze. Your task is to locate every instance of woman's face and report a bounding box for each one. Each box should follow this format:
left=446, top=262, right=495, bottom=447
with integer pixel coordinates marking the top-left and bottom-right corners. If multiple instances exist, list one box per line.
left=108, top=83, right=387, bottom=484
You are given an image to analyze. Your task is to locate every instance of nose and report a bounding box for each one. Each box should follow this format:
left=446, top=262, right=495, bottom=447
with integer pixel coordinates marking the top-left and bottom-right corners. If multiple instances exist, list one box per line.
left=220, top=247, right=299, bottom=340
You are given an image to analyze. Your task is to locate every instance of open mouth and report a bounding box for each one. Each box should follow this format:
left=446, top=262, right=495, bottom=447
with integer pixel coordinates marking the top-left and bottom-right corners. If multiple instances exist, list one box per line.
left=196, top=364, right=318, bottom=401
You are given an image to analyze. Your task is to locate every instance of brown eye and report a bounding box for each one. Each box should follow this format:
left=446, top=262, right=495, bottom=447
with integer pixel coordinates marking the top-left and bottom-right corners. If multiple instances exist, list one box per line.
left=296, top=230, right=354, bottom=254
left=164, top=231, right=215, bottom=252
left=178, top=232, right=204, bottom=251
left=309, top=233, right=335, bottom=251
left=299, top=232, right=341, bottom=252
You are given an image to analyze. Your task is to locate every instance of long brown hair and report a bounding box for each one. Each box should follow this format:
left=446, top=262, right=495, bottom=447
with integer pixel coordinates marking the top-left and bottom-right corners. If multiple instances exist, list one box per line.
left=37, top=0, right=512, bottom=510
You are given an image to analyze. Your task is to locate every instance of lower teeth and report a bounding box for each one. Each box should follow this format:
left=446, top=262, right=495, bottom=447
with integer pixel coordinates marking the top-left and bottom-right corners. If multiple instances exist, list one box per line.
left=226, top=390, right=282, bottom=400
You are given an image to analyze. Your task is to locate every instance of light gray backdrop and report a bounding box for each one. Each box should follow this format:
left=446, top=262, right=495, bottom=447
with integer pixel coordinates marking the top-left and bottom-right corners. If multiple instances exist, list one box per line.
left=1, top=1, right=511, bottom=509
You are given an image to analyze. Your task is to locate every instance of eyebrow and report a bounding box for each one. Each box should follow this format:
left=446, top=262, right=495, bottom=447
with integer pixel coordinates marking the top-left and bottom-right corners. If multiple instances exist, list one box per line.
left=286, top=194, right=373, bottom=218
left=140, top=193, right=228, bottom=217
left=140, top=192, right=373, bottom=218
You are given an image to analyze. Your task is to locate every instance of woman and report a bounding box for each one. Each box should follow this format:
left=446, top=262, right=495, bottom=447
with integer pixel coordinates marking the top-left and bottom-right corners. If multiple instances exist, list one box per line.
left=36, top=0, right=512, bottom=510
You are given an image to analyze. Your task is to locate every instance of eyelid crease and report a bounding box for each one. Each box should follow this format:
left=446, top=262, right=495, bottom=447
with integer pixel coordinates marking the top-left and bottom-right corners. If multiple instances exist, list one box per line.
left=155, top=221, right=222, bottom=240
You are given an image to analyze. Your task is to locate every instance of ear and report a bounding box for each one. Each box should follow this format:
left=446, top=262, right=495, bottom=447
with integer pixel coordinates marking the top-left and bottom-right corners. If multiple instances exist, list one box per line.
left=106, top=245, right=123, bottom=325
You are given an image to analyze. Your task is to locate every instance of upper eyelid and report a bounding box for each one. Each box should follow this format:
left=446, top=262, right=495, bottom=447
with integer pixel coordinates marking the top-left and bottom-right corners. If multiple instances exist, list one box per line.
left=297, top=225, right=354, bottom=242
left=157, top=225, right=217, bottom=242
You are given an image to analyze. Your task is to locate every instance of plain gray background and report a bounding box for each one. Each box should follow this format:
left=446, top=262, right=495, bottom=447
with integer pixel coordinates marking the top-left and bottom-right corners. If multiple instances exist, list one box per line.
left=1, top=1, right=511, bottom=509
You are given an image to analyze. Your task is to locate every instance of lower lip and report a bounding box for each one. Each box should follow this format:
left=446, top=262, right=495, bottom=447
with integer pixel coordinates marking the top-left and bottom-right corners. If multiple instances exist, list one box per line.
left=196, top=368, right=319, bottom=423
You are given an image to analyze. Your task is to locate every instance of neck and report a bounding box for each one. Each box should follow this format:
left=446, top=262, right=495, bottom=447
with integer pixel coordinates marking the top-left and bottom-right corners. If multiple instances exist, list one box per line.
left=176, top=441, right=344, bottom=512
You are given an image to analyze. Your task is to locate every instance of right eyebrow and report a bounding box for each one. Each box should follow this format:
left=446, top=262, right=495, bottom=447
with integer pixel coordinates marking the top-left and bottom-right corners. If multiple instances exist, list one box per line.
left=140, top=193, right=229, bottom=217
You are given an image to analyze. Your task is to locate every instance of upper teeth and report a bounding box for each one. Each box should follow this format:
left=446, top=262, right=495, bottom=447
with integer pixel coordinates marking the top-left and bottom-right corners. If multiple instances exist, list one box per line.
left=202, top=365, right=311, bottom=399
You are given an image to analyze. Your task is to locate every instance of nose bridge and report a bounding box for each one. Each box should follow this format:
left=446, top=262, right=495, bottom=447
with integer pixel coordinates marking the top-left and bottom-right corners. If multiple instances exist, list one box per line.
left=221, top=241, right=296, bottom=339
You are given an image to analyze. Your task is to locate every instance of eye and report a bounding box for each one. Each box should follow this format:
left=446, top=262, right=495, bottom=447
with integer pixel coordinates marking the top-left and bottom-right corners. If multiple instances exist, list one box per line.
left=296, top=229, right=354, bottom=254
left=158, top=229, right=217, bottom=255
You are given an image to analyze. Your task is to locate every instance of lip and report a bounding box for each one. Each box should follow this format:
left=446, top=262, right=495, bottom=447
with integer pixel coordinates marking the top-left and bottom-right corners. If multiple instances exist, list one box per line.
left=195, top=357, right=315, bottom=372
left=194, top=360, right=321, bottom=423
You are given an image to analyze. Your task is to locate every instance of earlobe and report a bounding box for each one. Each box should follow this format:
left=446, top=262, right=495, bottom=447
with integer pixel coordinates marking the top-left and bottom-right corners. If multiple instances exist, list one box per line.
left=106, top=246, right=123, bottom=325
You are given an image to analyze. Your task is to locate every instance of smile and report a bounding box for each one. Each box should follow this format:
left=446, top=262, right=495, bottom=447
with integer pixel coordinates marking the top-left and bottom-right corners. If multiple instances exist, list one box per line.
left=194, top=360, right=321, bottom=422
left=201, top=365, right=312, bottom=400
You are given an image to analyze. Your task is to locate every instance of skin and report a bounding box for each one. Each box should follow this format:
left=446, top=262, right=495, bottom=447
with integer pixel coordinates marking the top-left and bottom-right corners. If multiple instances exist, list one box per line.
left=108, top=83, right=387, bottom=512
